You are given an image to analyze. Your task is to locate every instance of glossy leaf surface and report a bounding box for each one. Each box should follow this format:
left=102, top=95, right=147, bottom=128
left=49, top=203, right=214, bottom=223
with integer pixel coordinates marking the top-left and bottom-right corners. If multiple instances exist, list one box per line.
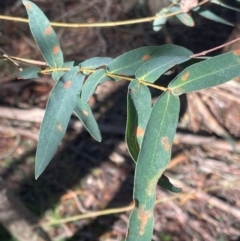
left=81, top=69, right=109, bottom=103
left=74, top=97, right=102, bottom=142
left=23, top=0, right=64, bottom=68
left=35, top=67, right=82, bottom=179
left=168, top=51, right=240, bottom=95
left=135, top=45, right=192, bottom=83
left=126, top=92, right=180, bottom=241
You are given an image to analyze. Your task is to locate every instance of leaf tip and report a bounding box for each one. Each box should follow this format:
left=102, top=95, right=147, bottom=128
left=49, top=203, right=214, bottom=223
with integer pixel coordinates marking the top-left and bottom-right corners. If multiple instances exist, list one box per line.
left=23, top=0, right=31, bottom=9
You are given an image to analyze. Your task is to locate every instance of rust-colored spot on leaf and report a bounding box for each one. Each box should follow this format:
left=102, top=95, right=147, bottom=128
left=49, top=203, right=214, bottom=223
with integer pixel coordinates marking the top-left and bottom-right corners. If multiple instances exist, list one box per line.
left=57, top=124, right=62, bottom=132
left=45, top=26, right=52, bottom=35
left=136, top=126, right=144, bottom=137
left=234, top=49, right=240, bottom=55
left=64, top=81, right=72, bottom=89
left=53, top=46, right=59, bottom=54
left=137, top=206, right=152, bottom=236
left=82, top=110, right=89, bottom=117
left=24, top=2, right=31, bottom=9
left=181, top=71, right=189, bottom=82
left=142, top=54, right=151, bottom=61
left=161, top=136, right=170, bottom=151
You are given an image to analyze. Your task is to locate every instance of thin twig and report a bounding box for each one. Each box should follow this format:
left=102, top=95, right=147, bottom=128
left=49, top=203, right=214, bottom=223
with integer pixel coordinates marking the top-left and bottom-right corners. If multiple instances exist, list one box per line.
left=191, top=38, right=240, bottom=58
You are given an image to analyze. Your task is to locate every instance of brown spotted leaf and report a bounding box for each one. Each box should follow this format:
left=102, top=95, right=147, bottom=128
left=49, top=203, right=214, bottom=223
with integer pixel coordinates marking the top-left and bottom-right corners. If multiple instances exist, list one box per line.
left=168, top=51, right=240, bottom=95
left=125, top=92, right=180, bottom=241
left=23, top=0, right=63, bottom=68
left=35, top=67, right=84, bottom=179
left=107, top=45, right=187, bottom=77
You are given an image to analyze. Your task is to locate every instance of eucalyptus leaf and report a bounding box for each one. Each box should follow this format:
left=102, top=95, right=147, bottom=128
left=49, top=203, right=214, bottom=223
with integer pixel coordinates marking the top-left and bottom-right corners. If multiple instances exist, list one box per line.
left=23, top=0, right=64, bottom=68
left=35, top=67, right=83, bottom=179
left=168, top=51, right=240, bottom=95
left=126, top=92, right=180, bottom=241
left=135, top=45, right=192, bottom=83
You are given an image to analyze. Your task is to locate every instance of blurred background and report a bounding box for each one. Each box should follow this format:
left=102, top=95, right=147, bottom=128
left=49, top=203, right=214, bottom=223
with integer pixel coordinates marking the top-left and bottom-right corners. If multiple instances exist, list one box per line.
left=0, top=0, right=240, bottom=240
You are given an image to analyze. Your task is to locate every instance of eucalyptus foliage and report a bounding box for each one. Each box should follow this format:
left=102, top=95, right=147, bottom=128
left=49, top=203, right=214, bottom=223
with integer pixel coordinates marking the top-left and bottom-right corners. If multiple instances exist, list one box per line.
left=20, top=1, right=240, bottom=240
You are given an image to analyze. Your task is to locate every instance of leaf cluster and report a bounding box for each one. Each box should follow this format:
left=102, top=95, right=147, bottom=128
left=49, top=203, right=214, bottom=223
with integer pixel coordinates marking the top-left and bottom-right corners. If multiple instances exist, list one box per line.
left=17, top=1, right=240, bottom=240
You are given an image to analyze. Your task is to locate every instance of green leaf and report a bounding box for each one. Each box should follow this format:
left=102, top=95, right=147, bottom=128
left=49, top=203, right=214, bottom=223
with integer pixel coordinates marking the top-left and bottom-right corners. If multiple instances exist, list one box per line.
left=210, top=0, right=240, bottom=12
left=80, top=57, right=113, bottom=74
left=18, top=67, right=41, bottom=79
left=108, top=46, right=177, bottom=76
left=23, top=0, right=64, bottom=68
left=157, top=174, right=182, bottom=193
left=81, top=69, right=109, bottom=103
left=128, top=79, right=152, bottom=146
left=50, top=61, right=102, bottom=142
left=153, top=15, right=168, bottom=32
left=193, top=7, right=233, bottom=26
left=126, top=90, right=140, bottom=162
left=125, top=92, right=180, bottom=241
left=135, top=45, right=192, bottom=83
left=169, top=6, right=195, bottom=27
left=168, top=51, right=240, bottom=95
left=74, top=97, right=102, bottom=142
left=35, top=67, right=83, bottom=179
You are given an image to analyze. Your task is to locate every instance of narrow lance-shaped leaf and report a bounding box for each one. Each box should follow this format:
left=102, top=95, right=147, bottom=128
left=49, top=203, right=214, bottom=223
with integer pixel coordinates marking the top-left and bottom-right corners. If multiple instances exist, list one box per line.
left=135, top=45, right=192, bottom=83
left=125, top=92, right=180, bottom=241
left=128, top=79, right=152, bottom=147
left=81, top=69, right=110, bottom=103
left=210, top=0, right=240, bottom=12
left=35, top=67, right=83, bottom=179
left=168, top=51, right=240, bottom=95
left=107, top=45, right=183, bottom=76
left=193, top=6, right=233, bottom=26
left=74, top=97, right=102, bottom=142
left=23, top=0, right=64, bottom=68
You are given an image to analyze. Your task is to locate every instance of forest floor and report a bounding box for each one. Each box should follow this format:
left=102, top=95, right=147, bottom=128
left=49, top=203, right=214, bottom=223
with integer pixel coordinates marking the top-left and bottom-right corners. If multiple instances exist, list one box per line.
left=0, top=0, right=240, bottom=241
